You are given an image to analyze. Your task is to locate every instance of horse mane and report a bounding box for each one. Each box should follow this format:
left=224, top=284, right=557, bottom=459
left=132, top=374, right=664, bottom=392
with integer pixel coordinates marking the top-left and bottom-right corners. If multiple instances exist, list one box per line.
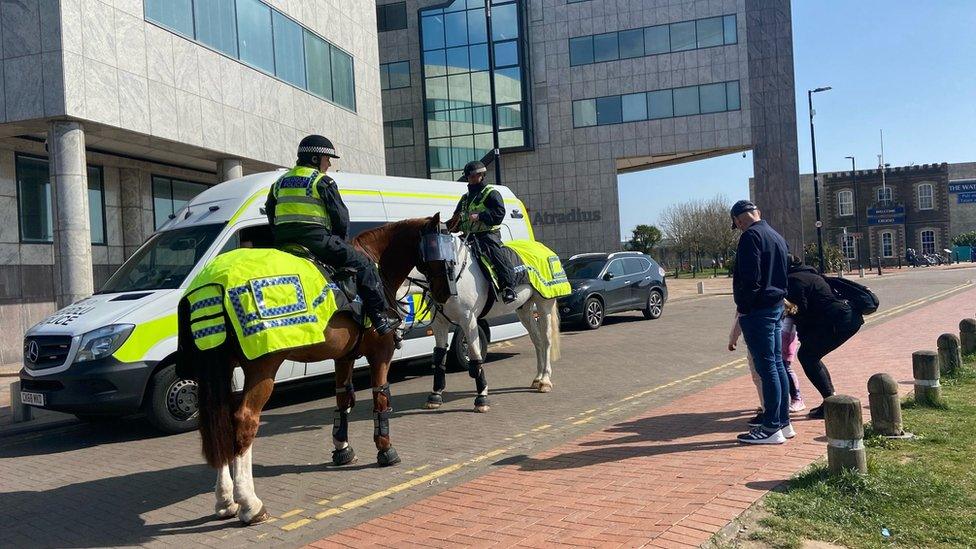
left=352, top=217, right=430, bottom=291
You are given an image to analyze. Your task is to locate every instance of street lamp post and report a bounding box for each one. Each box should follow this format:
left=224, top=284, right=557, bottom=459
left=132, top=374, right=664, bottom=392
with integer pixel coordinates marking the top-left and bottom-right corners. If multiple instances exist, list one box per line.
left=808, top=86, right=832, bottom=273
left=845, top=155, right=859, bottom=266
left=484, top=3, right=502, bottom=186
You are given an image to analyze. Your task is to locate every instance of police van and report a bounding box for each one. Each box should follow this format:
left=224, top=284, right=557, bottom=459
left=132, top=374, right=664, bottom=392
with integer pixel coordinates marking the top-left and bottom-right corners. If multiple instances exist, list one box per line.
left=19, top=170, right=534, bottom=433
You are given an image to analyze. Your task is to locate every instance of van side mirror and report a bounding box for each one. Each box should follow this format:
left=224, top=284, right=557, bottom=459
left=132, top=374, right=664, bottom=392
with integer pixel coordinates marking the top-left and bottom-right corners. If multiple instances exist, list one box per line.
left=603, top=272, right=614, bottom=281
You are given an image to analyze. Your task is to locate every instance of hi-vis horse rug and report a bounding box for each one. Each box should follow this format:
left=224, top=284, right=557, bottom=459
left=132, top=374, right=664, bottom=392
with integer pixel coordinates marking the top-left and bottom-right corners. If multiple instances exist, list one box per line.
left=475, top=239, right=571, bottom=299
left=182, top=248, right=339, bottom=360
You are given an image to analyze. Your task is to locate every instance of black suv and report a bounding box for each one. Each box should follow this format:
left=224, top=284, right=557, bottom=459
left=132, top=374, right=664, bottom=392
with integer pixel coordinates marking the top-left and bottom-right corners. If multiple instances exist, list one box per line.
left=558, top=252, right=668, bottom=330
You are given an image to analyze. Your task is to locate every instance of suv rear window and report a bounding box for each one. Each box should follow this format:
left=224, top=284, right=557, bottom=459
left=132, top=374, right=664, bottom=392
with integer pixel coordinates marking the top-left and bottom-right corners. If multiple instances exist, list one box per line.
left=623, top=257, right=647, bottom=275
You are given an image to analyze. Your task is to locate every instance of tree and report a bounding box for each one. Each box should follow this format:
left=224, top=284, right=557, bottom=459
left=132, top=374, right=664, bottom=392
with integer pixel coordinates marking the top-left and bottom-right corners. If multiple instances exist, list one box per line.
left=626, top=224, right=662, bottom=254
left=952, top=231, right=976, bottom=247
left=803, top=242, right=845, bottom=273
left=659, top=194, right=737, bottom=273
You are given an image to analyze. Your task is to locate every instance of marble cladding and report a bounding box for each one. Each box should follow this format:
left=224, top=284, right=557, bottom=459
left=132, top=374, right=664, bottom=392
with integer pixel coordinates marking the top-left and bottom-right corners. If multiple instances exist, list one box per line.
left=378, top=0, right=785, bottom=257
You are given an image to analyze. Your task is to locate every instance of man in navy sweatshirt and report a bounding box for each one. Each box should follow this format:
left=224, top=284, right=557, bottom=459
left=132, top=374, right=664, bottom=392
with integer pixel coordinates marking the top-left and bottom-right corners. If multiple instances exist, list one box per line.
left=730, top=200, right=793, bottom=444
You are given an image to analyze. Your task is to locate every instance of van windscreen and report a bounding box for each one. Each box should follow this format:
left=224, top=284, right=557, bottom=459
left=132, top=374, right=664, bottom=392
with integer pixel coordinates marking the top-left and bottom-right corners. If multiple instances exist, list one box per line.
left=99, top=224, right=225, bottom=293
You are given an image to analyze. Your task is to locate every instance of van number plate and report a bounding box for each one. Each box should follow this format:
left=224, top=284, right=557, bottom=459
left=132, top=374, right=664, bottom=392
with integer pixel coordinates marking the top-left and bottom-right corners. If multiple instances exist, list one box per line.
left=20, top=391, right=45, bottom=406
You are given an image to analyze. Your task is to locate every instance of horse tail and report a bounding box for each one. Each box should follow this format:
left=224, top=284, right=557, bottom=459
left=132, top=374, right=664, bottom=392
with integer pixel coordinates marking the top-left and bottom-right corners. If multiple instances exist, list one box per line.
left=547, top=299, right=561, bottom=362
left=178, top=295, right=236, bottom=469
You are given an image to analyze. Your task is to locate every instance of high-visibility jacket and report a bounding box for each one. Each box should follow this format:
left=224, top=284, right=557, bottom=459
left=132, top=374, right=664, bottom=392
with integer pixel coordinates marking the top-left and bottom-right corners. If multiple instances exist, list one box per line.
left=458, top=184, right=501, bottom=234
left=270, top=166, right=331, bottom=230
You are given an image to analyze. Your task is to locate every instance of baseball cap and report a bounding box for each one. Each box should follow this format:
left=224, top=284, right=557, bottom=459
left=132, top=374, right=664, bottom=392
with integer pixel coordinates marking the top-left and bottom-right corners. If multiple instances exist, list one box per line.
left=730, top=200, right=757, bottom=228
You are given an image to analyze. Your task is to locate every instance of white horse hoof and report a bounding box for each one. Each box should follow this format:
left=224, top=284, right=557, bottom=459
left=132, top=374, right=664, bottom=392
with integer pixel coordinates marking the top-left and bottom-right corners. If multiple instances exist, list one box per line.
left=424, top=401, right=442, bottom=410
left=530, top=379, right=541, bottom=389
left=239, top=505, right=270, bottom=526
left=215, top=502, right=239, bottom=520
left=474, top=405, right=490, bottom=413
left=537, top=382, right=552, bottom=393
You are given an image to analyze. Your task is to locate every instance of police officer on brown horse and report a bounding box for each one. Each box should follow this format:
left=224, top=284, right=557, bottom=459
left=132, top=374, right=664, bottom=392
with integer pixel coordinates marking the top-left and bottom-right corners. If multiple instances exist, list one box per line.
left=265, top=135, right=401, bottom=336
left=450, top=160, right=517, bottom=304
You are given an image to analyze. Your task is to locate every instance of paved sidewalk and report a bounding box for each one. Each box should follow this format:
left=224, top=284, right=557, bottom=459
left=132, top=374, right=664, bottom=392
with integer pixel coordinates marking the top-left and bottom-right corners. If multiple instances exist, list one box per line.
left=308, top=286, right=975, bottom=548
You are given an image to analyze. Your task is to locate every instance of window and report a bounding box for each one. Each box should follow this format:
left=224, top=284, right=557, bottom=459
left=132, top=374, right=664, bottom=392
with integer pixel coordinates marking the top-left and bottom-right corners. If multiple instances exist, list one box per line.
left=381, top=61, right=411, bottom=90
left=236, top=0, right=274, bottom=73
left=838, top=190, right=854, bottom=216
left=841, top=235, right=856, bottom=260
left=606, top=260, right=626, bottom=278
left=920, top=230, right=936, bottom=255
left=918, top=183, right=934, bottom=210
left=569, top=15, right=737, bottom=67
left=572, top=81, right=740, bottom=128
left=15, top=155, right=105, bottom=244
left=194, top=0, right=238, bottom=56
left=877, top=186, right=892, bottom=204
left=377, top=2, right=407, bottom=32
left=145, top=0, right=357, bottom=111
left=88, top=166, right=106, bottom=245
left=623, top=258, right=647, bottom=275
left=384, top=119, right=415, bottom=148
left=152, top=176, right=210, bottom=229
left=101, top=225, right=224, bottom=293
left=421, top=0, right=529, bottom=180
left=881, top=232, right=893, bottom=258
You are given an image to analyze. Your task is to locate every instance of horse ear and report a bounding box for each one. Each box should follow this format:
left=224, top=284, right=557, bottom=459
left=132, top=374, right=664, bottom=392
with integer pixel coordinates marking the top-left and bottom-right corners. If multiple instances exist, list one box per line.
left=432, top=212, right=441, bottom=223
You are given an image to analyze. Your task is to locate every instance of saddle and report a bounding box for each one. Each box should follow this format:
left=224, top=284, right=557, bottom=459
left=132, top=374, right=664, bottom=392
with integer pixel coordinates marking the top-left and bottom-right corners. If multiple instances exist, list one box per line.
left=277, top=243, right=364, bottom=321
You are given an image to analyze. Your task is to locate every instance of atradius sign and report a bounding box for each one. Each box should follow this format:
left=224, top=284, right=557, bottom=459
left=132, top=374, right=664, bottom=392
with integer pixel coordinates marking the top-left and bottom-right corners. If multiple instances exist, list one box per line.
left=532, top=208, right=602, bottom=226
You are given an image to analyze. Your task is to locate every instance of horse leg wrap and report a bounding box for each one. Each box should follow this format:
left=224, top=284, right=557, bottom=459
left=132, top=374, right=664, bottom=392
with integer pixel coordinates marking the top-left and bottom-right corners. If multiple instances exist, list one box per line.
left=468, top=359, right=483, bottom=379
left=473, top=362, right=489, bottom=409
left=373, top=410, right=392, bottom=439
left=331, top=410, right=356, bottom=466
left=432, top=347, right=448, bottom=394
left=344, top=382, right=356, bottom=409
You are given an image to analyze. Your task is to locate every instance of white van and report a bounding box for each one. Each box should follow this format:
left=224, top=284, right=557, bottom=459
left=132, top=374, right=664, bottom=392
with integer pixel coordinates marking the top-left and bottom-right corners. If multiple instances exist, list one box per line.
left=18, top=170, right=534, bottom=433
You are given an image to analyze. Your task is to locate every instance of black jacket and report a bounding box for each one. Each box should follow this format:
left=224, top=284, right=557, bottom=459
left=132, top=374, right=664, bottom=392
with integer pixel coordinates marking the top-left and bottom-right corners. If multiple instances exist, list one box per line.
left=732, top=220, right=788, bottom=314
left=454, top=183, right=506, bottom=230
left=786, top=265, right=861, bottom=333
left=265, top=172, right=350, bottom=239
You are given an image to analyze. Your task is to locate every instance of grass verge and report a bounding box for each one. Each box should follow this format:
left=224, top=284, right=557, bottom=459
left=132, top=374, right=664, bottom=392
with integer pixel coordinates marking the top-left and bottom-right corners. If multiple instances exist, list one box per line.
left=751, top=362, right=976, bottom=548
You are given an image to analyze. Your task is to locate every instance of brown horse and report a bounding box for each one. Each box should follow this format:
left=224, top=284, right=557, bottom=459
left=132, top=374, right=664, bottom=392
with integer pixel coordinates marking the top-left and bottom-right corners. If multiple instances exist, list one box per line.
left=178, top=216, right=438, bottom=525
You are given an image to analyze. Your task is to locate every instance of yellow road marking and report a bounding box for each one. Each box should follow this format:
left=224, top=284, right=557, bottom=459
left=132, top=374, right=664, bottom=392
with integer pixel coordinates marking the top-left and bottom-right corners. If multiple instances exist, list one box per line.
left=280, top=518, right=313, bottom=531
left=583, top=408, right=597, bottom=414
left=513, top=432, right=526, bottom=438
left=572, top=417, right=595, bottom=425
left=279, top=508, right=304, bottom=519
left=404, top=464, right=431, bottom=475
left=532, top=424, right=552, bottom=431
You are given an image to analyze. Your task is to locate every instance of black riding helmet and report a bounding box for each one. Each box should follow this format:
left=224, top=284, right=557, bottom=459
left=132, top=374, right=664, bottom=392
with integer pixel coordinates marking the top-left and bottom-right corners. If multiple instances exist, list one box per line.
left=463, top=160, right=487, bottom=178
left=297, top=134, right=340, bottom=167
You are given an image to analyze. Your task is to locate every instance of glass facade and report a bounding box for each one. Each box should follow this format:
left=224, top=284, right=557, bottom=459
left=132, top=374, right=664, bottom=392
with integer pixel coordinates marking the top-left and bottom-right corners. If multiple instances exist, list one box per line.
left=145, top=0, right=356, bottom=110
left=152, top=176, right=210, bottom=230
left=569, top=15, right=737, bottom=66
left=420, top=0, right=530, bottom=181
left=377, top=2, right=408, bottom=32
left=384, top=119, right=415, bottom=148
left=15, top=155, right=105, bottom=244
left=381, top=61, right=411, bottom=90
left=573, top=81, right=740, bottom=128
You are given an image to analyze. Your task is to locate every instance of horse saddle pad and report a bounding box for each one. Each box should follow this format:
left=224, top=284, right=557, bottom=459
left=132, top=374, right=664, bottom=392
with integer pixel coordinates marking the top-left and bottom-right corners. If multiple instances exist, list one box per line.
left=183, top=248, right=343, bottom=360
left=473, top=239, right=571, bottom=299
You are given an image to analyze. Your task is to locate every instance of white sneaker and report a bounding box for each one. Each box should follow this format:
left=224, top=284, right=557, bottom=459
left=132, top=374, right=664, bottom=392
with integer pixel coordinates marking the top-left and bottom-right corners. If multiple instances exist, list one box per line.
left=782, top=423, right=796, bottom=439
left=789, top=398, right=806, bottom=413
left=737, top=427, right=786, bottom=445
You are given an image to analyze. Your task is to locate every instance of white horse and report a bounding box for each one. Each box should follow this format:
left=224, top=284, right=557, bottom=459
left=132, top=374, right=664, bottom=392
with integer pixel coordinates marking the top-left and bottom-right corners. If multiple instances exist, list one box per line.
left=418, top=215, right=561, bottom=412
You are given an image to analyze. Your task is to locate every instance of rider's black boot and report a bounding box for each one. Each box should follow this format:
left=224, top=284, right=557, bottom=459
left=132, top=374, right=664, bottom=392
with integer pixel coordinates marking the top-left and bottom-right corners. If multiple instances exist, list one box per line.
left=371, top=310, right=402, bottom=337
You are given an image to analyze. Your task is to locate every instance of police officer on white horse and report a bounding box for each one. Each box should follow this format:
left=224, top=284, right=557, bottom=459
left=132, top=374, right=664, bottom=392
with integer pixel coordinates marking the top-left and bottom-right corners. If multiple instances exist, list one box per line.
left=265, top=135, right=401, bottom=336
left=450, top=160, right=518, bottom=304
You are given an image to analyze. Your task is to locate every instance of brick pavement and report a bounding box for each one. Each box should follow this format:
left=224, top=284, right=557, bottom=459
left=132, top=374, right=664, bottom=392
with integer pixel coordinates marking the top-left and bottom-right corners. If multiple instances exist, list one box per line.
left=308, top=285, right=976, bottom=549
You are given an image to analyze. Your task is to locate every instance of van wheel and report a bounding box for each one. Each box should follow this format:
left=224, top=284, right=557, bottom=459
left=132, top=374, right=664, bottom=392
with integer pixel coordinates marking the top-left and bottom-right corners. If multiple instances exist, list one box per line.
left=446, top=325, right=489, bottom=372
left=146, top=364, right=200, bottom=434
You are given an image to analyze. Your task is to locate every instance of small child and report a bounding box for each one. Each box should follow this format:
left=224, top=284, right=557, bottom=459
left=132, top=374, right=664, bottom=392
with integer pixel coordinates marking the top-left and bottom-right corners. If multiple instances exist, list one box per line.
left=729, top=312, right=764, bottom=426
left=782, top=302, right=805, bottom=412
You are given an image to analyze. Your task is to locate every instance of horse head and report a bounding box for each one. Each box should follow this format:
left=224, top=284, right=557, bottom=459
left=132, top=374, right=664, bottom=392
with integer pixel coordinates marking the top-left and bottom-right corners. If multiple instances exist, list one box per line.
left=417, top=212, right=460, bottom=303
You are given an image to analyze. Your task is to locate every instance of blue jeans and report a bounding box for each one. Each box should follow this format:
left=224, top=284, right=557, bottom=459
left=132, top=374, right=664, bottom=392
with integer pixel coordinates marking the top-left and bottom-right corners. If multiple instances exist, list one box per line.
left=739, top=304, right=790, bottom=431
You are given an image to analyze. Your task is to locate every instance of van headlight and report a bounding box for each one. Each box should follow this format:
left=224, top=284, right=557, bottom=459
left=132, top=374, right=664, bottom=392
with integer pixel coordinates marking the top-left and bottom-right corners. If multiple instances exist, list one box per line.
left=74, top=324, right=135, bottom=363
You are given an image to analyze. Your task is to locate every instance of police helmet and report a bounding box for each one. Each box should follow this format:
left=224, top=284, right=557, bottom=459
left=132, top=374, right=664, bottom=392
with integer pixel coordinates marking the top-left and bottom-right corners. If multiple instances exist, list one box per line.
left=463, top=161, right=487, bottom=177
left=297, top=135, right=340, bottom=166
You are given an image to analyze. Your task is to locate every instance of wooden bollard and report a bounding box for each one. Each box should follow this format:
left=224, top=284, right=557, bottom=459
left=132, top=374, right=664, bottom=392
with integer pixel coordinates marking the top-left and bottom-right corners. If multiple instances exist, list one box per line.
left=824, top=395, right=867, bottom=474
left=959, top=318, right=976, bottom=354
left=912, top=350, right=942, bottom=405
left=938, top=333, right=962, bottom=376
left=867, top=373, right=903, bottom=437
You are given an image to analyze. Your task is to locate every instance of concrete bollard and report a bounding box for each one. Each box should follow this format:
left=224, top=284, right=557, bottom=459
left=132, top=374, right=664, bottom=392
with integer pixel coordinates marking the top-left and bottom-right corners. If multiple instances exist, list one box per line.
left=824, top=394, right=867, bottom=474
left=867, top=373, right=904, bottom=437
left=959, top=318, right=976, bottom=354
left=858, top=267, right=865, bottom=278
left=937, top=333, right=962, bottom=376
left=10, top=380, right=34, bottom=423
left=697, top=281, right=705, bottom=294
left=912, top=350, right=942, bottom=405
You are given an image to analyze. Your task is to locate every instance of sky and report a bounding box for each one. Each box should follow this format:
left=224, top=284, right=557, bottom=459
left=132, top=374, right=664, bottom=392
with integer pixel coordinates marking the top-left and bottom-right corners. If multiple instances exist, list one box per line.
left=617, top=0, right=976, bottom=238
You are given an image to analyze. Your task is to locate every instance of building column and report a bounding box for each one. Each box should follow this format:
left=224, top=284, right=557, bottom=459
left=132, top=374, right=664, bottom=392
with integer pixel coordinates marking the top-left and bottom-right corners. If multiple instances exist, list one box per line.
left=218, top=158, right=243, bottom=182
left=119, top=168, right=146, bottom=260
left=49, top=121, right=93, bottom=308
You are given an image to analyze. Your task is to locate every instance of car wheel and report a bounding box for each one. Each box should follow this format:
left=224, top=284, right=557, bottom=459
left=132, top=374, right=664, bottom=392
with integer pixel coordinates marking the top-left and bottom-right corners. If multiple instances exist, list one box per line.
left=446, top=324, right=490, bottom=372
left=581, top=297, right=604, bottom=330
left=145, top=363, right=200, bottom=434
left=642, top=289, right=664, bottom=319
